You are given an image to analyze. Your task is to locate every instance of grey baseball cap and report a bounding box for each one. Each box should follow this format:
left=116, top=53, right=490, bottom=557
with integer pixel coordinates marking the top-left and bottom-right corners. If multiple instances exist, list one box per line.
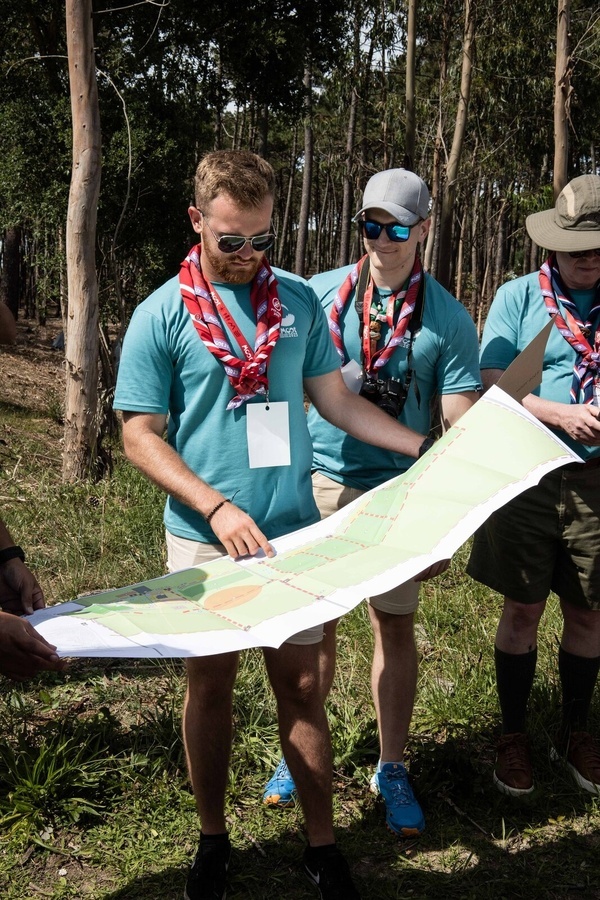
left=354, top=168, right=430, bottom=226
left=526, top=175, right=600, bottom=252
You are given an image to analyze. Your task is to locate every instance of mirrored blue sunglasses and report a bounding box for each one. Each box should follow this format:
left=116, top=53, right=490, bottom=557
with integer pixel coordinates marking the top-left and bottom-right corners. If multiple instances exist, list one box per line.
left=359, top=219, right=413, bottom=242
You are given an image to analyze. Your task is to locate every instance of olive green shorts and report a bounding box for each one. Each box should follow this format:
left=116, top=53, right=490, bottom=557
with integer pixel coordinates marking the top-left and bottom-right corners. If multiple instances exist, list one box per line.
left=467, top=461, right=600, bottom=610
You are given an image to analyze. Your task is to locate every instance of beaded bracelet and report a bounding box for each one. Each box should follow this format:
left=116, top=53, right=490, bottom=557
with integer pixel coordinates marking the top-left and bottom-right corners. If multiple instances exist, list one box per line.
left=205, top=499, right=231, bottom=524
left=0, top=545, right=25, bottom=565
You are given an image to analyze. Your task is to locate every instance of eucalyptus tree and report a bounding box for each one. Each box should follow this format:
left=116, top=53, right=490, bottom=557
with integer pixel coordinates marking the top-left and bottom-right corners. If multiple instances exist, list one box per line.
left=64, top=0, right=101, bottom=481
left=554, top=0, right=572, bottom=197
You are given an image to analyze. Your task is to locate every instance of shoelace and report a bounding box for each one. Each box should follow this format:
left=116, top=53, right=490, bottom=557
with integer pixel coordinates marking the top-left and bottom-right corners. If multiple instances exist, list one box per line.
left=570, top=733, right=600, bottom=766
left=498, top=736, right=530, bottom=772
left=274, top=759, right=292, bottom=783
left=383, top=767, right=413, bottom=805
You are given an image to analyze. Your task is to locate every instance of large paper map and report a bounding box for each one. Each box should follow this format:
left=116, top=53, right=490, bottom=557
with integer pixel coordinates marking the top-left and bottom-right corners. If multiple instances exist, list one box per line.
left=30, top=386, right=581, bottom=658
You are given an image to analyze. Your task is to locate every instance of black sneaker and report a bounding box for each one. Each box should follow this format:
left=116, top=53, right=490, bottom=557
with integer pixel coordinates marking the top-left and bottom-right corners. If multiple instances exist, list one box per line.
left=303, top=845, right=361, bottom=899
left=184, top=837, right=231, bottom=900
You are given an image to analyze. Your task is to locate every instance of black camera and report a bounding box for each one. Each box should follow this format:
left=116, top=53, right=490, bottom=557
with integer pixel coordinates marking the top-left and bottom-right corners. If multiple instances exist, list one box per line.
left=359, top=377, right=407, bottom=419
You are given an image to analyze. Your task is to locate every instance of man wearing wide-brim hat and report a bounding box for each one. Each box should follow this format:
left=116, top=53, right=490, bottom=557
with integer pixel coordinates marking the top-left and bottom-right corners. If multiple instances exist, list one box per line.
left=468, top=174, right=600, bottom=798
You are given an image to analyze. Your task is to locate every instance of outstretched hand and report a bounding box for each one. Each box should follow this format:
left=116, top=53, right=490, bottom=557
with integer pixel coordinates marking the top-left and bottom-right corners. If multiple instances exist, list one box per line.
left=0, top=612, right=68, bottom=681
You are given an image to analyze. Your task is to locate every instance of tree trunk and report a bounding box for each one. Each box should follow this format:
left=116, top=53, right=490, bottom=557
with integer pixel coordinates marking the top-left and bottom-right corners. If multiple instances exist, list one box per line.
left=553, top=0, right=571, bottom=199
left=424, top=0, right=451, bottom=276
left=63, top=0, right=102, bottom=482
left=404, top=0, right=417, bottom=169
left=380, top=0, right=389, bottom=170
left=257, top=102, right=269, bottom=158
left=470, top=167, right=482, bottom=326
left=455, top=208, right=467, bottom=302
left=338, top=87, right=358, bottom=268
left=295, top=65, right=313, bottom=278
left=276, top=130, right=298, bottom=270
left=436, top=0, right=475, bottom=291
left=0, top=227, right=21, bottom=321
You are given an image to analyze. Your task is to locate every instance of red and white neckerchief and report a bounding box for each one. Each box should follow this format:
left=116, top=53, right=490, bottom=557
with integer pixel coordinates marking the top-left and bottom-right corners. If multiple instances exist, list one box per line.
left=328, top=254, right=423, bottom=376
left=540, top=253, right=600, bottom=404
left=179, top=244, right=282, bottom=410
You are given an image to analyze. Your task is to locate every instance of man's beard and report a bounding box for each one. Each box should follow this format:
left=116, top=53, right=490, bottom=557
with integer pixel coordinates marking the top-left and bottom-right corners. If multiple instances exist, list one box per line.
left=201, top=240, right=262, bottom=284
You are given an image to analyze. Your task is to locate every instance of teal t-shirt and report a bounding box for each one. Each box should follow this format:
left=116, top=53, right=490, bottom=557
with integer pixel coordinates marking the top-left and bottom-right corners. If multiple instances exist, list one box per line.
left=114, top=268, right=340, bottom=542
left=308, top=266, right=482, bottom=490
left=480, top=270, right=600, bottom=459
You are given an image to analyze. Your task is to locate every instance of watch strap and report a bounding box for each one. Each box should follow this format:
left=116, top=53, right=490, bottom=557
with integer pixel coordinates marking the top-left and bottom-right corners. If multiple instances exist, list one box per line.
left=0, top=545, right=25, bottom=565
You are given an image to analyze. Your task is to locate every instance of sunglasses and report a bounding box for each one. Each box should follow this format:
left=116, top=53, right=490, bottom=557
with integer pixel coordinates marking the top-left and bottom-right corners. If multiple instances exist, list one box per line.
left=202, top=218, right=276, bottom=254
left=568, top=248, right=600, bottom=259
left=359, top=219, right=413, bottom=242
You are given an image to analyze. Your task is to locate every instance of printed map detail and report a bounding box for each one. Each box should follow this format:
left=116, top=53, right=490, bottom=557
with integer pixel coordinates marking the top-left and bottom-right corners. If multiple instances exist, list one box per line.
left=30, top=386, right=581, bottom=658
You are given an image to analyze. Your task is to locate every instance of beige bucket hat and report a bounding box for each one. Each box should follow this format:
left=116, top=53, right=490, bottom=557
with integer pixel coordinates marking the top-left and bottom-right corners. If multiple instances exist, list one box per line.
left=526, top=175, right=600, bottom=252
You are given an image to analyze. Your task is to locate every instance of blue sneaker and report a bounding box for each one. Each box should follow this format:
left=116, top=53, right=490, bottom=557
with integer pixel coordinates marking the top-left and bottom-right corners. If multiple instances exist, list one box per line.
left=370, top=763, right=425, bottom=836
left=263, top=758, right=297, bottom=808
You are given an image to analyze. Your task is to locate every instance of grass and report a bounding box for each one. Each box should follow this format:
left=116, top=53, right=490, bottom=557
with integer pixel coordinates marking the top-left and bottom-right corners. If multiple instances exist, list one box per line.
left=1, top=386, right=600, bottom=899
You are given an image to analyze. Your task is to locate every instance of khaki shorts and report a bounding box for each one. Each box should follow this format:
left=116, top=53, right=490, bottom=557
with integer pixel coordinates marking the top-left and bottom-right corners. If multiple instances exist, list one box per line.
left=467, top=461, right=600, bottom=610
left=312, top=471, right=420, bottom=616
left=165, top=530, right=324, bottom=645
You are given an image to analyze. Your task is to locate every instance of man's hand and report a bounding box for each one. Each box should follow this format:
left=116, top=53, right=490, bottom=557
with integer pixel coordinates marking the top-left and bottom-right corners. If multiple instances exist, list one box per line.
left=510, top=386, right=600, bottom=447
left=0, top=558, right=45, bottom=615
left=554, top=404, right=600, bottom=445
left=414, top=558, right=451, bottom=582
left=0, top=612, right=68, bottom=681
left=209, top=502, right=275, bottom=560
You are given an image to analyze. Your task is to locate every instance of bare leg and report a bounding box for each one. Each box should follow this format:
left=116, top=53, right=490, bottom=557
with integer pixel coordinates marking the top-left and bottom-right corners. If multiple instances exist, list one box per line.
left=560, top=601, right=600, bottom=658
left=495, top=598, right=545, bottom=655
left=183, top=652, right=239, bottom=834
left=368, top=607, right=417, bottom=761
left=318, top=618, right=339, bottom=701
left=263, top=642, right=334, bottom=846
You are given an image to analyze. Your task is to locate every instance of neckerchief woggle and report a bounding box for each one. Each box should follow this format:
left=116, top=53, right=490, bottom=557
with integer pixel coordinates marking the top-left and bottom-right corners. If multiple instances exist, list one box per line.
left=328, top=254, right=423, bottom=375
left=179, top=243, right=282, bottom=410
left=540, top=253, right=600, bottom=404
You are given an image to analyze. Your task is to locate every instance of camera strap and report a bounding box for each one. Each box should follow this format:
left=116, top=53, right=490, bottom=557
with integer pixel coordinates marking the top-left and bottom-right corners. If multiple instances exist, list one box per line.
left=355, top=260, right=426, bottom=409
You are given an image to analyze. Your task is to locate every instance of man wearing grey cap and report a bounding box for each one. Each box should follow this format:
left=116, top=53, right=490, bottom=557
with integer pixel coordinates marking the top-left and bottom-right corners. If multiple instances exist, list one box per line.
left=468, top=174, right=600, bottom=798
left=263, top=168, right=481, bottom=835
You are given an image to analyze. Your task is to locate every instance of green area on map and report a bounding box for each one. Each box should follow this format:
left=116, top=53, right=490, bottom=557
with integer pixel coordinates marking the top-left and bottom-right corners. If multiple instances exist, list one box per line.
left=69, top=398, right=566, bottom=638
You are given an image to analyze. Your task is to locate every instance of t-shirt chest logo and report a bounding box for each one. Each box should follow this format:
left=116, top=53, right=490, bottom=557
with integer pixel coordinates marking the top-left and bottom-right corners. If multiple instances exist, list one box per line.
left=280, top=305, right=298, bottom=338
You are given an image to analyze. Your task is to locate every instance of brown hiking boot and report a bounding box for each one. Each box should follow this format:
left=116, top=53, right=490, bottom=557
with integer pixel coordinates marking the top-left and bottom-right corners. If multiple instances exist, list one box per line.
left=493, top=732, right=534, bottom=796
left=564, top=732, right=600, bottom=794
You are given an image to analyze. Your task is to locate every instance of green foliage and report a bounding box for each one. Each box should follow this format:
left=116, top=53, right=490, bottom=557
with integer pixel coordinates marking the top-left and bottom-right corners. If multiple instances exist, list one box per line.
left=0, top=722, right=114, bottom=831
left=2, top=0, right=599, bottom=320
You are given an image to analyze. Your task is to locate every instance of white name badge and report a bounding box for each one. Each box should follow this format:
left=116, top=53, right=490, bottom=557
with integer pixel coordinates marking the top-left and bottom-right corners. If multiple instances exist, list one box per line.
left=247, top=401, right=291, bottom=468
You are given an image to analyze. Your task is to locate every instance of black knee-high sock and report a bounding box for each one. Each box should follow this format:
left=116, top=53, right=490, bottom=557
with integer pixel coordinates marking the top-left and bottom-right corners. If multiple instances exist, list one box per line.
left=495, top=645, right=537, bottom=734
left=559, top=646, right=600, bottom=734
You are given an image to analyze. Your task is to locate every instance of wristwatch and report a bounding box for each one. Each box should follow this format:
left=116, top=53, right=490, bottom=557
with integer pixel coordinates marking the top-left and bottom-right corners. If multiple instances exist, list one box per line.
left=0, top=545, right=25, bottom=565
left=418, top=437, right=435, bottom=458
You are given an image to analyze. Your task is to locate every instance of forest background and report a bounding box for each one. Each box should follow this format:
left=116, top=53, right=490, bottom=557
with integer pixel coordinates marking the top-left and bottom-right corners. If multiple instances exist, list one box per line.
left=1, top=0, right=599, bottom=335
left=1, top=0, right=599, bottom=478
left=1, top=3, right=600, bottom=898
